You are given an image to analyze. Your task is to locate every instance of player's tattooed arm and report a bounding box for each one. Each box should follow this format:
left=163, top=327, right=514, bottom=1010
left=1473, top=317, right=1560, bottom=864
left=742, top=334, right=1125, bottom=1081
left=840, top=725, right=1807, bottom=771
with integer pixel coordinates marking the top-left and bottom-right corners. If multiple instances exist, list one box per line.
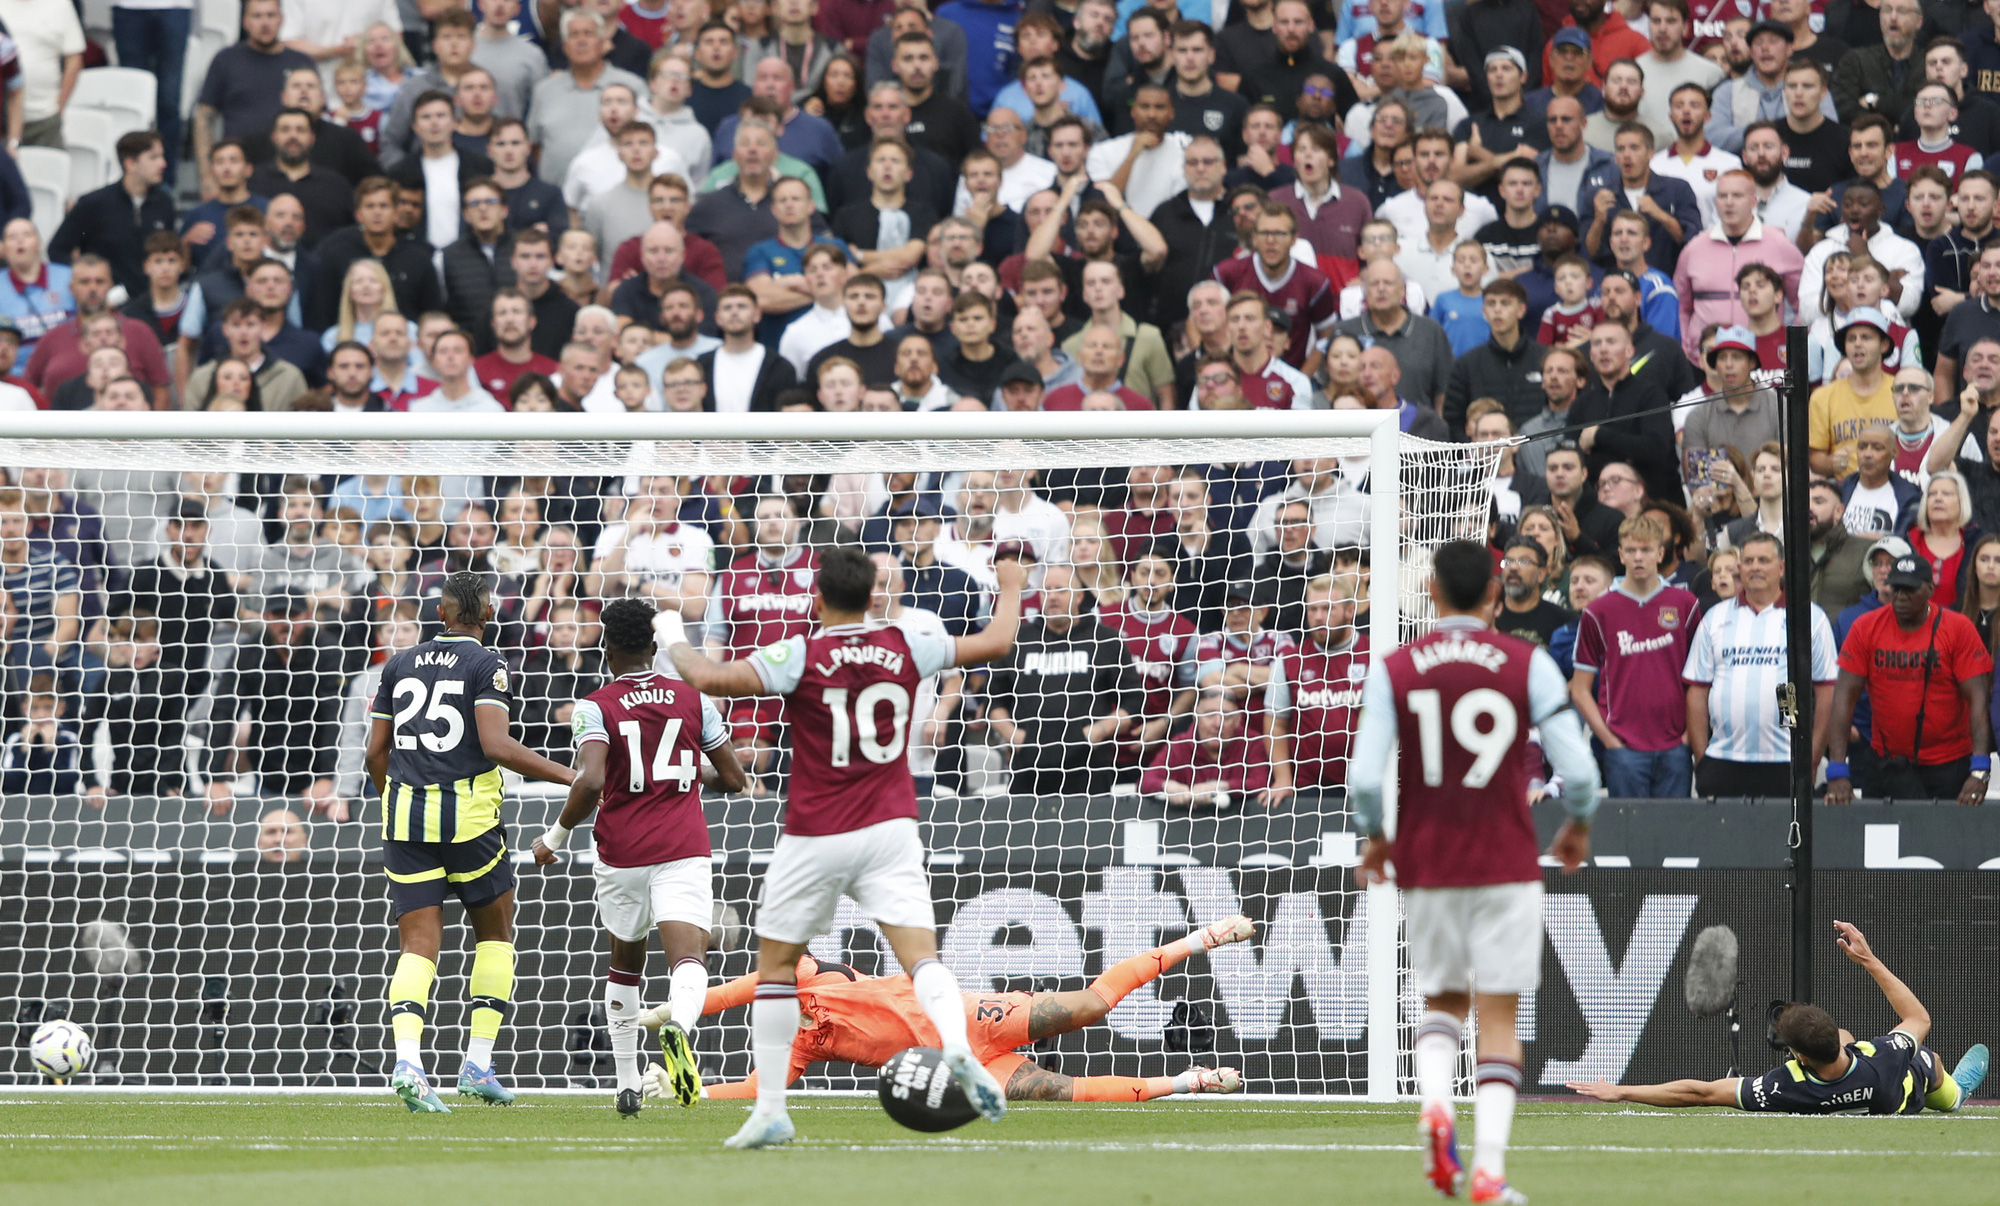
left=1004, top=1059, right=1074, bottom=1102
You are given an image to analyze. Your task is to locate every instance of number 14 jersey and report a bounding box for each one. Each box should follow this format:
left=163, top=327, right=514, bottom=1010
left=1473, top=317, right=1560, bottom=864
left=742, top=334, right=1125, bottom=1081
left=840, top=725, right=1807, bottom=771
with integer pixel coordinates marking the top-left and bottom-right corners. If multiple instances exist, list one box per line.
left=573, top=671, right=732, bottom=867
left=752, top=621, right=956, bottom=837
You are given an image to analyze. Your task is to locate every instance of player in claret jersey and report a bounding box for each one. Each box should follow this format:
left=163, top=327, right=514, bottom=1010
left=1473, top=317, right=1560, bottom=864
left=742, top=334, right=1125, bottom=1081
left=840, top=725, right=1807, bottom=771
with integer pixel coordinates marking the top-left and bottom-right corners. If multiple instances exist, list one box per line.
left=532, top=599, right=749, bottom=1117
left=662, top=545, right=1028, bottom=1149
left=1348, top=542, right=1602, bottom=1205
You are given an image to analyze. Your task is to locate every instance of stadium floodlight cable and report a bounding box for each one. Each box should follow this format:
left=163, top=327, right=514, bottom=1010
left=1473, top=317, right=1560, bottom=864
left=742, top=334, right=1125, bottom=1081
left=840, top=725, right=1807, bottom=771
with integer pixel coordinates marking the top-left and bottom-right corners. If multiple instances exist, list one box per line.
left=0, top=409, right=1500, bottom=1097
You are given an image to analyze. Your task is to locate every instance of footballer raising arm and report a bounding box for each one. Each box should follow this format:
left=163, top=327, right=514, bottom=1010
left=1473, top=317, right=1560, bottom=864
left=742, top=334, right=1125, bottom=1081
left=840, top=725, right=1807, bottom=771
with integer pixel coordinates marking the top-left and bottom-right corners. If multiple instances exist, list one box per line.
left=1569, top=922, right=1987, bottom=1114
left=651, top=547, right=1029, bottom=1149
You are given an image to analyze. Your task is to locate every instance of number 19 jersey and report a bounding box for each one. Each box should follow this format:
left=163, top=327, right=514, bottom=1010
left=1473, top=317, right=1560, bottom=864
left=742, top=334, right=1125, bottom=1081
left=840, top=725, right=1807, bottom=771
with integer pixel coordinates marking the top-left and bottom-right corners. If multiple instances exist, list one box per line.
left=370, top=633, right=512, bottom=843
left=751, top=621, right=956, bottom=837
left=572, top=670, right=731, bottom=867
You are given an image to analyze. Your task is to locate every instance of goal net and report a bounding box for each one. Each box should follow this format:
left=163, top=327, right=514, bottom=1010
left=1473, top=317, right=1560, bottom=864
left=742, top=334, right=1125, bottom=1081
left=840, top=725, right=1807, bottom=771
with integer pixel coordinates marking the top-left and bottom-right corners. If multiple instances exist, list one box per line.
left=0, top=411, right=1500, bottom=1097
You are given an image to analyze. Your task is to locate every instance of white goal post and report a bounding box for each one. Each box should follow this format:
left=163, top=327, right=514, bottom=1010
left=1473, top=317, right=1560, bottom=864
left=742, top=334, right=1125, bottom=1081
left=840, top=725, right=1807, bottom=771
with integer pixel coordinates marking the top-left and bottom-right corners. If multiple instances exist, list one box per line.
left=0, top=410, right=1500, bottom=1099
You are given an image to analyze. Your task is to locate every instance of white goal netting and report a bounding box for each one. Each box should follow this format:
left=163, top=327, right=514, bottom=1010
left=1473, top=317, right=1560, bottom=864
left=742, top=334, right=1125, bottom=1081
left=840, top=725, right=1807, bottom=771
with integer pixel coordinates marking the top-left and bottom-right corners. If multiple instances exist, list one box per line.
left=0, top=416, right=1500, bottom=1095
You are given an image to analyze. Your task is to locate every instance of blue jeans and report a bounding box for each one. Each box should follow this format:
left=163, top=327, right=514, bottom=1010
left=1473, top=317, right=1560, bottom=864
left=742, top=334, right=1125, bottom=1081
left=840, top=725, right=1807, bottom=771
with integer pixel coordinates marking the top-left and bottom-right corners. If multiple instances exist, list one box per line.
left=1601, top=744, right=1693, bottom=799
left=111, top=7, right=190, bottom=178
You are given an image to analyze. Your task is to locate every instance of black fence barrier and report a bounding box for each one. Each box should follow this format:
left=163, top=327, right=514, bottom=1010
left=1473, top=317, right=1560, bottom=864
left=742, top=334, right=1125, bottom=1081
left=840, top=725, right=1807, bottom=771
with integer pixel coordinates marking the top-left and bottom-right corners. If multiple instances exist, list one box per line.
left=0, top=794, right=1993, bottom=1094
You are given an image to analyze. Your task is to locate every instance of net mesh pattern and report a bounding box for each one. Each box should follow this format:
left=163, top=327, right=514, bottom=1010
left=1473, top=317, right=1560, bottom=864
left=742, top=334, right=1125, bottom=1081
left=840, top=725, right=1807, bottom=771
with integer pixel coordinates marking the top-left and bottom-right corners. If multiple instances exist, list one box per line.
left=0, top=432, right=1502, bottom=1092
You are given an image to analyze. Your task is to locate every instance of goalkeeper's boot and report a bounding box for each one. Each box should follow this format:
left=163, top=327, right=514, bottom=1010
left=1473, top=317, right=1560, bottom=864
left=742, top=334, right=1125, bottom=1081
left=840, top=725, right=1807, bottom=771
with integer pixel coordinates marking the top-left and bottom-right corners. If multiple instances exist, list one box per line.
left=1195, top=914, right=1256, bottom=951
left=656, top=1020, right=701, bottom=1107
left=1189, top=1067, right=1242, bottom=1094
left=1419, top=1101, right=1462, bottom=1197
left=1953, top=1043, right=1989, bottom=1101
left=942, top=1044, right=1007, bottom=1122
left=616, top=1088, right=643, bottom=1117
left=724, top=1108, right=796, bottom=1150
left=1468, top=1170, right=1527, bottom=1205
left=456, top=1062, right=516, bottom=1105
left=391, top=1061, right=452, bottom=1114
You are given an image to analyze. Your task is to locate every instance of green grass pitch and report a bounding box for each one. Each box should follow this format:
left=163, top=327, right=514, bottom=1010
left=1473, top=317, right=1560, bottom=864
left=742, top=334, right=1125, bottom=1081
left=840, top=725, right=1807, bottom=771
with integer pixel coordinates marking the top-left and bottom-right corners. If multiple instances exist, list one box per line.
left=1, top=1095, right=1992, bottom=1205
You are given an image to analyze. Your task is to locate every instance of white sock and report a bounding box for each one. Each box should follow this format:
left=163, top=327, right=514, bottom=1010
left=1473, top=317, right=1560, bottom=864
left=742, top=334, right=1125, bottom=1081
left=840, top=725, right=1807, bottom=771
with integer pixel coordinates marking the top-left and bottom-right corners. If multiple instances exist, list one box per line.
left=395, top=1036, right=422, bottom=1066
left=667, top=958, right=707, bottom=1034
left=1474, top=1058, right=1523, bottom=1180
left=606, top=973, right=642, bottom=1093
left=910, top=958, right=970, bottom=1055
left=466, top=1035, right=495, bottom=1068
left=1415, top=1011, right=1463, bottom=1113
left=751, top=983, right=799, bottom=1115
left=1171, top=1068, right=1198, bottom=1093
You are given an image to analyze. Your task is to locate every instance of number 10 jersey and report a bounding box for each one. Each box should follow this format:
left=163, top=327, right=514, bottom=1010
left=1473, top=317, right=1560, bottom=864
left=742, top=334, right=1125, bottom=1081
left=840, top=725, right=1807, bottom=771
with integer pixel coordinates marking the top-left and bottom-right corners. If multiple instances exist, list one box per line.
left=752, top=621, right=956, bottom=837
left=573, top=670, right=732, bottom=867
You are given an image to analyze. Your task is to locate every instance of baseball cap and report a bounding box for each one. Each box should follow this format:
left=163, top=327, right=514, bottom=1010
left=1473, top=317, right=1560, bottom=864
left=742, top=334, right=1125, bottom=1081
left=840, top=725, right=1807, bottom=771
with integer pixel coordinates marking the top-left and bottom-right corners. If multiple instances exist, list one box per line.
left=0, top=315, right=20, bottom=340
left=1606, top=268, right=1641, bottom=291
left=1836, top=306, right=1893, bottom=342
left=1483, top=47, right=1528, bottom=74
left=994, top=539, right=1037, bottom=563
left=1538, top=205, right=1580, bottom=233
left=1748, top=18, right=1794, bottom=42
left=998, top=361, right=1043, bottom=389
left=1225, top=579, right=1277, bottom=607
left=1886, top=555, right=1933, bottom=590
left=1868, top=535, right=1914, bottom=563
left=1552, top=26, right=1591, bottom=52
left=1706, top=325, right=1762, bottom=367
left=890, top=494, right=943, bottom=520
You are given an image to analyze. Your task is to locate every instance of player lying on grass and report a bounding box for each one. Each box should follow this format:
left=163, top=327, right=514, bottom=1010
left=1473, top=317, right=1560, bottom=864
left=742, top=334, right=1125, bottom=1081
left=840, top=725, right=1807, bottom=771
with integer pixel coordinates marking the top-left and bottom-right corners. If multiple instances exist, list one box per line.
left=532, top=598, right=749, bottom=1116
left=1568, top=921, right=1989, bottom=1114
left=636, top=917, right=1258, bottom=1101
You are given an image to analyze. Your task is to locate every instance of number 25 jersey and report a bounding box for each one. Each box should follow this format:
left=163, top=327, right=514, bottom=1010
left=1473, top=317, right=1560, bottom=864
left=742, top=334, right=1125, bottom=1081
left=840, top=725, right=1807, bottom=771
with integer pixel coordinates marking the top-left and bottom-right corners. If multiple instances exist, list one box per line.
left=370, top=634, right=513, bottom=843
left=751, top=621, right=955, bottom=837
left=572, top=670, right=731, bottom=867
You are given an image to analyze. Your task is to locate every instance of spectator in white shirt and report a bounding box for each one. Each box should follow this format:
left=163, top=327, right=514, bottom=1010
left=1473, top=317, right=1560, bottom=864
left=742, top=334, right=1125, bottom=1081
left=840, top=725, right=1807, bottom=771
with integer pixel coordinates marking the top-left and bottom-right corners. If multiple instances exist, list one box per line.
left=408, top=329, right=505, bottom=412
left=778, top=243, right=857, bottom=375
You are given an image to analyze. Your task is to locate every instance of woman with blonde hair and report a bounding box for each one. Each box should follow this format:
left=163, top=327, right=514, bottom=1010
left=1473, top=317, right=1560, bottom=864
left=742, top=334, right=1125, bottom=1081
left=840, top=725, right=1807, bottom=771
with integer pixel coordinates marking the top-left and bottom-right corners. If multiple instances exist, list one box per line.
left=1910, top=470, right=1981, bottom=608
left=1067, top=512, right=1124, bottom=606
left=357, top=22, right=414, bottom=112
left=323, top=259, right=417, bottom=352
left=1515, top=505, right=1570, bottom=606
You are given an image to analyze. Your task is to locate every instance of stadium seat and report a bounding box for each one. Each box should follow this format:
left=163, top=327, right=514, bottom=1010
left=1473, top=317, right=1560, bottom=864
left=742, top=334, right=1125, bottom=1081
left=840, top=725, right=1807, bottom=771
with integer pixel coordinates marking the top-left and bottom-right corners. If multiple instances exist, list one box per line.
left=17, top=146, right=69, bottom=242
left=61, top=108, right=122, bottom=197
left=182, top=30, right=227, bottom=121
left=71, top=68, right=158, bottom=136
left=80, top=0, right=114, bottom=39
left=200, top=0, right=238, bottom=41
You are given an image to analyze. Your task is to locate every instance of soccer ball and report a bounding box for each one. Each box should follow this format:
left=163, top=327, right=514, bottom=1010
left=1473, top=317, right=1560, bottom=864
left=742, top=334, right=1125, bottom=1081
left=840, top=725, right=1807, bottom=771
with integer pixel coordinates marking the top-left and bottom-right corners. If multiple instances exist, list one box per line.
left=876, top=1047, right=979, bottom=1133
left=28, top=1019, right=93, bottom=1080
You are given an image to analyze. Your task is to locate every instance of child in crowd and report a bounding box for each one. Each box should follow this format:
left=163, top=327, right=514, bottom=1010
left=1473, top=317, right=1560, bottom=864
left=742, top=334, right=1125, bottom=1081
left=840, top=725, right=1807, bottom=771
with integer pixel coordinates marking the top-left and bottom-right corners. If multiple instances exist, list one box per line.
left=1430, top=241, right=1491, bottom=357
left=1537, top=254, right=1604, bottom=348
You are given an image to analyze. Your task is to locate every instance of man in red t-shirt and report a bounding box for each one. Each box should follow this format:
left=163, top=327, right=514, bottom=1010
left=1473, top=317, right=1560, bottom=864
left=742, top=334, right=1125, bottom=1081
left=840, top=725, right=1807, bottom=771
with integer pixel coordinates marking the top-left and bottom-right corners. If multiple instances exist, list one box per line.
left=473, top=289, right=558, bottom=401
left=1828, top=553, right=1994, bottom=804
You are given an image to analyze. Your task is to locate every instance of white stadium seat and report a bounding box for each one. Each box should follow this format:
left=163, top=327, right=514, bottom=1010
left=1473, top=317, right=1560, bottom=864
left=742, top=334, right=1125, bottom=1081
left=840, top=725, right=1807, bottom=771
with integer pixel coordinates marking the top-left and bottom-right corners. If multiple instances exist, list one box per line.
left=200, top=0, right=238, bottom=40
left=16, top=146, right=69, bottom=242
left=183, top=30, right=228, bottom=121
left=72, top=67, right=158, bottom=133
left=61, top=107, right=121, bottom=197
left=81, top=0, right=114, bottom=39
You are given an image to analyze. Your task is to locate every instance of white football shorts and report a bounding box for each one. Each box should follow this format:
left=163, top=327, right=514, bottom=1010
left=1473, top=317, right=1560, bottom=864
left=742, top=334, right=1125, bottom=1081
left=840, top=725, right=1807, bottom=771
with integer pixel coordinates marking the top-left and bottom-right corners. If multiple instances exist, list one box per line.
left=756, top=817, right=934, bottom=945
left=1405, top=881, right=1543, bottom=997
left=593, top=855, right=715, bottom=943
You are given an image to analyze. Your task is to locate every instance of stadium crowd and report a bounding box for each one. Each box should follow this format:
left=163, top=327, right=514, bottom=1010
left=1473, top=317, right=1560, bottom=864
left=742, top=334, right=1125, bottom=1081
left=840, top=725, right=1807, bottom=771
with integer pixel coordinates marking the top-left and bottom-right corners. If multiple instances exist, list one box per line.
left=2, top=0, right=2000, bottom=813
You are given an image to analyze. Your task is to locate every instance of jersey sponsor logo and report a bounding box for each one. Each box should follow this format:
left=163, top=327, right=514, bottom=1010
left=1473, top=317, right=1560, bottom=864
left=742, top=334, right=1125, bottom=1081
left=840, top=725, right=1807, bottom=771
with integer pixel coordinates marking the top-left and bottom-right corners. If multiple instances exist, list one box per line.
left=1024, top=649, right=1092, bottom=676
left=812, top=642, right=908, bottom=677
left=1616, top=629, right=1676, bottom=655
left=741, top=592, right=815, bottom=616
left=1296, top=686, right=1363, bottom=711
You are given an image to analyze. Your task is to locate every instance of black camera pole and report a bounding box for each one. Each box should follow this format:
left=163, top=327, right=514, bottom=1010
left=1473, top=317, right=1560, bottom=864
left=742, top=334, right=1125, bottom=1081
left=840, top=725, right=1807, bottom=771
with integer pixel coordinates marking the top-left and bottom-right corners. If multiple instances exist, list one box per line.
left=1782, top=323, right=1815, bottom=1005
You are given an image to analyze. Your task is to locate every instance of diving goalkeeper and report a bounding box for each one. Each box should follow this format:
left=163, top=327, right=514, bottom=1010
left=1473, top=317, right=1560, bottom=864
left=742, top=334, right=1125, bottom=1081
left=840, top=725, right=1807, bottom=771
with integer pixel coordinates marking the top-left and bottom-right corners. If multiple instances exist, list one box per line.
left=639, top=917, right=1258, bottom=1101
left=1568, top=921, right=1987, bottom=1114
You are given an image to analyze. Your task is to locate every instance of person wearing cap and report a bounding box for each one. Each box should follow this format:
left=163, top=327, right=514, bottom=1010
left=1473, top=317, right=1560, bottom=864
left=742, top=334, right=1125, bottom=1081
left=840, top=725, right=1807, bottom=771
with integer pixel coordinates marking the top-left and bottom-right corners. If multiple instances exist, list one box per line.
left=1517, top=205, right=1605, bottom=331
left=1828, top=548, right=1994, bottom=803
left=1672, top=169, right=1804, bottom=361
left=1685, top=532, right=1839, bottom=798
left=1455, top=48, right=1551, bottom=192
left=1541, top=4, right=1649, bottom=91
left=1706, top=18, right=1809, bottom=152
left=1527, top=27, right=1606, bottom=115
left=1830, top=0, right=1928, bottom=127
left=1833, top=533, right=1913, bottom=785
left=1537, top=95, right=1619, bottom=217
left=1682, top=323, right=1779, bottom=458
left=1636, top=0, right=1725, bottom=136
left=1808, top=305, right=1898, bottom=476
left=1584, top=120, right=1702, bottom=273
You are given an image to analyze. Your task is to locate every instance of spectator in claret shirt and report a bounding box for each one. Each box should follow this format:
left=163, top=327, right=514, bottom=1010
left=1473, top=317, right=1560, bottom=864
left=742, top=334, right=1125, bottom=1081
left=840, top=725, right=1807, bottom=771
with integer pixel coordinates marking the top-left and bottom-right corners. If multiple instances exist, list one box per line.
left=1571, top=513, right=1701, bottom=798
left=1141, top=689, right=1273, bottom=807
